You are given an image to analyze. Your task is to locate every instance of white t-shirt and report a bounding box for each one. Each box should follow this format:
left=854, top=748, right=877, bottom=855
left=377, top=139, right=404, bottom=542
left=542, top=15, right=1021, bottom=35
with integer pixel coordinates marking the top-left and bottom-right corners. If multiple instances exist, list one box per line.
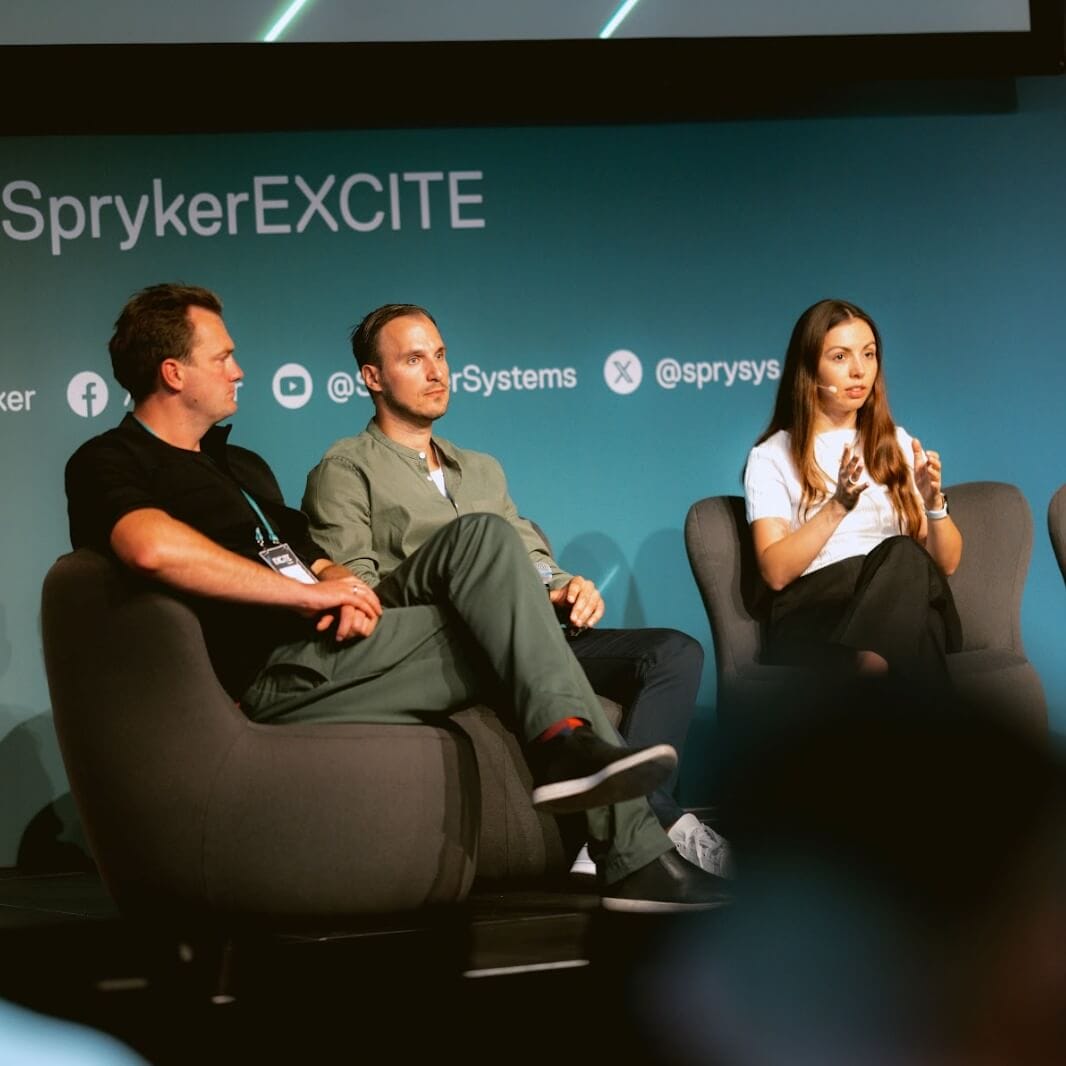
left=428, top=466, right=449, bottom=498
left=744, top=425, right=919, bottom=577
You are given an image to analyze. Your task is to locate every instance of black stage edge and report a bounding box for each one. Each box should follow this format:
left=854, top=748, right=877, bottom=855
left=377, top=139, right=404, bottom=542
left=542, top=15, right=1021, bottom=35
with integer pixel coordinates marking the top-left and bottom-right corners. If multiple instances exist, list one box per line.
left=0, top=866, right=736, bottom=1065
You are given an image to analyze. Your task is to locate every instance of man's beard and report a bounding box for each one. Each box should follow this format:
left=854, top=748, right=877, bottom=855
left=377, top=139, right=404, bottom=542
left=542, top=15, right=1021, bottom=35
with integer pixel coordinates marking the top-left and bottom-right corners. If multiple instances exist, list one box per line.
left=380, top=386, right=449, bottom=426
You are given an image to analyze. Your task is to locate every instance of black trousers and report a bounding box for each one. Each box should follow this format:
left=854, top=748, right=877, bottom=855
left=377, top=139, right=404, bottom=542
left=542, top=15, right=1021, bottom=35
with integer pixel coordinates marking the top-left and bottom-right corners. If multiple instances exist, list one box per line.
left=767, top=536, right=962, bottom=689
left=568, top=627, right=704, bottom=829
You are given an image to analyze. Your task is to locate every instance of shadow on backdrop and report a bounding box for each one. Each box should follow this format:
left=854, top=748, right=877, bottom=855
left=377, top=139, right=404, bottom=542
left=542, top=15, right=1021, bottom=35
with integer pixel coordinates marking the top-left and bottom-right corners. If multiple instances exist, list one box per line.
left=0, top=710, right=91, bottom=872
left=558, top=530, right=645, bottom=629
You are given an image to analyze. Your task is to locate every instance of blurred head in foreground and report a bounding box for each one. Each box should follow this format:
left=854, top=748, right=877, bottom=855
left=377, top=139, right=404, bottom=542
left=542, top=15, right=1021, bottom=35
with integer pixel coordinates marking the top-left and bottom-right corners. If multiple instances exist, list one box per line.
left=633, top=678, right=1066, bottom=1065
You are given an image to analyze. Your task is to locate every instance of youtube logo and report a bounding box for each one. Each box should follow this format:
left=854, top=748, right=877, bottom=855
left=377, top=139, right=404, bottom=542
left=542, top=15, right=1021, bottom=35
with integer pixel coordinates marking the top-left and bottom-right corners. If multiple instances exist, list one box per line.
left=272, top=363, right=313, bottom=409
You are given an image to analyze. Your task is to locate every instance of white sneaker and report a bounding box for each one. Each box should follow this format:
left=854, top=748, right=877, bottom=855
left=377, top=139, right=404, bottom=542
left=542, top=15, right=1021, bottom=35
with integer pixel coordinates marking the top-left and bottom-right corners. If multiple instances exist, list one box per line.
left=668, top=813, right=733, bottom=877
left=569, top=842, right=596, bottom=877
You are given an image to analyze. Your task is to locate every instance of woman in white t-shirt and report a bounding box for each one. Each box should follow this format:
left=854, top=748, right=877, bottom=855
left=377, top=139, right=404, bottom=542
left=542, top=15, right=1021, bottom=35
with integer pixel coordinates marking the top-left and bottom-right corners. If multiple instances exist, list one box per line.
left=743, top=299, right=963, bottom=684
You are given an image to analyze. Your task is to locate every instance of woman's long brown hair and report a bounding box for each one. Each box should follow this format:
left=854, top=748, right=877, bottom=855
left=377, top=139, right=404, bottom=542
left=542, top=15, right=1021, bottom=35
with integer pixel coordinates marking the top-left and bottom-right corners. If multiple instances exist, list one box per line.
left=754, top=299, right=922, bottom=539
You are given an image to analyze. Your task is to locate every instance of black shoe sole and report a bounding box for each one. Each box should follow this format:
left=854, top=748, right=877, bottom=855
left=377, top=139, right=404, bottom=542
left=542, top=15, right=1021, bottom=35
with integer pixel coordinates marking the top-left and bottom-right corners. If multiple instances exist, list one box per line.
left=531, top=743, right=676, bottom=813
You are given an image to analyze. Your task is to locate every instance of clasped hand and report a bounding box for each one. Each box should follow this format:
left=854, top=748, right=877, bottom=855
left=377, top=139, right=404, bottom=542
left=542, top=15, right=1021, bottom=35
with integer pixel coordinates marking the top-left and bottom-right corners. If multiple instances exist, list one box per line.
left=298, top=569, right=382, bottom=642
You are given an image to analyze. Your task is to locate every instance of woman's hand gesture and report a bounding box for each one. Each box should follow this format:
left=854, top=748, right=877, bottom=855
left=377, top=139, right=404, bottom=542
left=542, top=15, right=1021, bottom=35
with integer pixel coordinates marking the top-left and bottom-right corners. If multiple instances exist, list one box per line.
left=833, top=444, right=868, bottom=511
left=912, top=438, right=944, bottom=509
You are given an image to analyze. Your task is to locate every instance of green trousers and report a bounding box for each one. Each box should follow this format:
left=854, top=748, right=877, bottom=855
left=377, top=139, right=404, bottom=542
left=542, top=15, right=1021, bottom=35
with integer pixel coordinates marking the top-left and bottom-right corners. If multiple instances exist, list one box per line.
left=241, top=513, right=670, bottom=883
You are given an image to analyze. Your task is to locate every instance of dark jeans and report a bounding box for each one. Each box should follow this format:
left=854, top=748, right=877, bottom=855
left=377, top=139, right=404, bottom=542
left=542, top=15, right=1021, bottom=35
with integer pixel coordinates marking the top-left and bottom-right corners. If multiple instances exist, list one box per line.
left=569, top=627, right=703, bottom=830
left=768, top=535, right=962, bottom=689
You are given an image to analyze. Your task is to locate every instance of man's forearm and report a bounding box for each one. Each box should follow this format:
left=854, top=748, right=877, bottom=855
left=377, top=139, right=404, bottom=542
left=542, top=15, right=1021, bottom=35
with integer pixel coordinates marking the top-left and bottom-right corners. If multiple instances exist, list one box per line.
left=302, top=459, right=383, bottom=586
left=110, top=507, right=325, bottom=610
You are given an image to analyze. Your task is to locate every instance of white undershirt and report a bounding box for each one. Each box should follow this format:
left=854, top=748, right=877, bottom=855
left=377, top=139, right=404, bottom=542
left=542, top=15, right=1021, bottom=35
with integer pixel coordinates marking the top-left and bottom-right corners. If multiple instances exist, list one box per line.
left=428, top=466, right=448, bottom=498
left=744, top=425, right=919, bottom=576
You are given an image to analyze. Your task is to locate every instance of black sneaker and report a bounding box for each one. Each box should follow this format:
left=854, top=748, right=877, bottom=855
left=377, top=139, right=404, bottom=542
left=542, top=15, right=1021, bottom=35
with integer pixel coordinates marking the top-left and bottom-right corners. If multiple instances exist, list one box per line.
left=601, top=850, right=731, bottom=913
left=529, top=728, right=676, bottom=813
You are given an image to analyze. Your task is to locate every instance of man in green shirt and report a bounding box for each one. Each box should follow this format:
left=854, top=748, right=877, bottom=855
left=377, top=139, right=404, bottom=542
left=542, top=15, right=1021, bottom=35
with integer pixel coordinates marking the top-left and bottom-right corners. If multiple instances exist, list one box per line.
left=303, top=303, right=732, bottom=887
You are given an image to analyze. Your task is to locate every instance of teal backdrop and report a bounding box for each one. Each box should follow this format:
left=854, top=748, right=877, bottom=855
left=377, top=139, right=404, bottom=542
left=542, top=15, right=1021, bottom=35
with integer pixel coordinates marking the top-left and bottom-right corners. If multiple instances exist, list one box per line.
left=2, top=77, right=1064, bottom=866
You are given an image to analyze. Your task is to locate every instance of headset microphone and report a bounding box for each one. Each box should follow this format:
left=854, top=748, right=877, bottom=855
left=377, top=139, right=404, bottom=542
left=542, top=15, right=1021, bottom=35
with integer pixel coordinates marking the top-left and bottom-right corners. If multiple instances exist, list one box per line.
left=816, top=384, right=838, bottom=394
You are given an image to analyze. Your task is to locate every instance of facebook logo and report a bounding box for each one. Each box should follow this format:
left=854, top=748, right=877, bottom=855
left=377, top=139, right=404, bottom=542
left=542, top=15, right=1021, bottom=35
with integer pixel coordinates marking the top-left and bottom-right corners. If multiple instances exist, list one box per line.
left=272, top=363, right=313, bottom=410
left=66, top=371, right=110, bottom=417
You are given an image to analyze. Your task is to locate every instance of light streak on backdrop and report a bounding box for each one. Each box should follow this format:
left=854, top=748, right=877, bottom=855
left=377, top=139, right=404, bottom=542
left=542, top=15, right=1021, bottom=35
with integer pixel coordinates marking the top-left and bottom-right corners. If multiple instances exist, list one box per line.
left=264, top=0, right=313, bottom=43
left=600, top=0, right=643, bottom=40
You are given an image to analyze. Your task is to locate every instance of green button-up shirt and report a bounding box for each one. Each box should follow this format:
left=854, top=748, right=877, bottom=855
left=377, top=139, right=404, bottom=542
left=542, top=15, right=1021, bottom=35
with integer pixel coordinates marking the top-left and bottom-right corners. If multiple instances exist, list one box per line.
left=302, top=419, right=570, bottom=590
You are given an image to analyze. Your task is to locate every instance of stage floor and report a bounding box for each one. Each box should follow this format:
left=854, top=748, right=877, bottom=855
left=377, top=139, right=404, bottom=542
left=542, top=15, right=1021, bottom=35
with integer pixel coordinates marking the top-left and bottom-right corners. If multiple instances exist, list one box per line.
left=0, top=865, right=707, bottom=1064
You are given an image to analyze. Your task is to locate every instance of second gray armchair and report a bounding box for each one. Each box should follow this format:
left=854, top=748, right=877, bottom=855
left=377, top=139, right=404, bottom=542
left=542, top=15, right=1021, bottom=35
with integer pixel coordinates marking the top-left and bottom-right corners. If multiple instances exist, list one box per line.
left=685, top=480, right=1047, bottom=735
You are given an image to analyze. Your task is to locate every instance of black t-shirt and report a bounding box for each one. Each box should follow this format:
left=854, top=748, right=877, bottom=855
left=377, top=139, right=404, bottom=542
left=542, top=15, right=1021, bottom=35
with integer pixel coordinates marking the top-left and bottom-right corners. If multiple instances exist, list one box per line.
left=65, top=414, right=326, bottom=698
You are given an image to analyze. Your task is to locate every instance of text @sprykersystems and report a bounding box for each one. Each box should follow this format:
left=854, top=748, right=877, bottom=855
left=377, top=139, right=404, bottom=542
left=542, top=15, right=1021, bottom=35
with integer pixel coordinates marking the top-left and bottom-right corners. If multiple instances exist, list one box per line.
left=322, top=361, right=778, bottom=403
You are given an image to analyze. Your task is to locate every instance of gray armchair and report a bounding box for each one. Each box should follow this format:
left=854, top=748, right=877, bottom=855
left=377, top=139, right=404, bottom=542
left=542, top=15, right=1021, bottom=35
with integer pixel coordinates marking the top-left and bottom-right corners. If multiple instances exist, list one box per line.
left=41, top=549, right=608, bottom=920
left=685, top=481, right=1047, bottom=735
left=1049, top=484, right=1066, bottom=583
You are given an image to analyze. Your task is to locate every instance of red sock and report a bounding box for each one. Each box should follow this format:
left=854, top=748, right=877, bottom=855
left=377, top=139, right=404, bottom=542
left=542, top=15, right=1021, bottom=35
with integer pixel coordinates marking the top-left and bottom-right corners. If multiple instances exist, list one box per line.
left=535, top=716, right=587, bottom=743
